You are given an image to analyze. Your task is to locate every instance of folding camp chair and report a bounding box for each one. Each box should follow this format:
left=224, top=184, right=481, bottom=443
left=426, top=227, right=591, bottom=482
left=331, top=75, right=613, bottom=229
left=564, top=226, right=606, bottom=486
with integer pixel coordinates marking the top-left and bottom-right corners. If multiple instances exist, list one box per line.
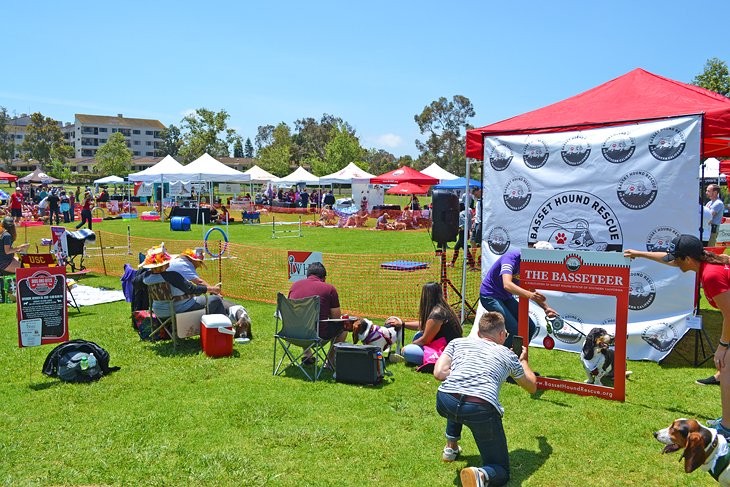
left=273, top=292, right=332, bottom=381
left=147, top=281, right=207, bottom=350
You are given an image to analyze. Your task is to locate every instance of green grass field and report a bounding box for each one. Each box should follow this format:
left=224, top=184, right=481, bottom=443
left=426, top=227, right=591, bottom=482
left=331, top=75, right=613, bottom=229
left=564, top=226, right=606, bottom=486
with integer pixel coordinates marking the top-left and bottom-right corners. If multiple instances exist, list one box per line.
left=0, top=219, right=724, bottom=486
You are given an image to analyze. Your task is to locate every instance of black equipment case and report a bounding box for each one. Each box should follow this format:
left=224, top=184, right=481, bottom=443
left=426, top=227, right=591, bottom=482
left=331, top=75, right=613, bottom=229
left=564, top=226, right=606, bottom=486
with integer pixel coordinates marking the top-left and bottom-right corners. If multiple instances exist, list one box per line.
left=334, top=343, right=384, bottom=385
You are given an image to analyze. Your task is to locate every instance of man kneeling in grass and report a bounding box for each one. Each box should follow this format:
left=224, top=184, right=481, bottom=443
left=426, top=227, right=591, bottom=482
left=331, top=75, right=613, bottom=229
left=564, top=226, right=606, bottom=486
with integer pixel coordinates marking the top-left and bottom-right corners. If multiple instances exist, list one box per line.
left=434, top=311, right=537, bottom=487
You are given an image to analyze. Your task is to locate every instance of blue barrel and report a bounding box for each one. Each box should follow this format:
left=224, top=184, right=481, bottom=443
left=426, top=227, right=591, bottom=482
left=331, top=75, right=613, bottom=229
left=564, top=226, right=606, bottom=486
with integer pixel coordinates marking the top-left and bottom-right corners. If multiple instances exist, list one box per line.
left=170, top=216, right=191, bottom=231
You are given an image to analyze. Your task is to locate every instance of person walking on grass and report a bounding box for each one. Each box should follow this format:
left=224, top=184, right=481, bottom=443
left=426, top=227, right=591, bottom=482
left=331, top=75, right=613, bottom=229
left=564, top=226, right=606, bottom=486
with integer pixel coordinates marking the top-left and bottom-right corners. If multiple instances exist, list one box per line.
left=434, top=311, right=537, bottom=487
left=625, top=235, right=730, bottom=438
left=706, top=184, right=725, bottom=247
left=76, top=191, right=94, bottom=230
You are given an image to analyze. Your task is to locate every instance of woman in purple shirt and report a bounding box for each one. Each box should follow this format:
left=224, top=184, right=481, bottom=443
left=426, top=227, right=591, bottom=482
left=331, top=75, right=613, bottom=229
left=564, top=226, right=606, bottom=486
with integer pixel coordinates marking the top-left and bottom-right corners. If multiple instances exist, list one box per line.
left=477, top=242, right=558, bottom=347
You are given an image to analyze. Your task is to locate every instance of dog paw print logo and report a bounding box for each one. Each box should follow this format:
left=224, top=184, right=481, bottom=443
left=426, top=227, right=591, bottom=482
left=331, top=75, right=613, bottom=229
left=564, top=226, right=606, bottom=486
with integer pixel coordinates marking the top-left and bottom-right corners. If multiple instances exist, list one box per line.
left=544, top=218, right=608, bottom=251
left=555, top=232, right=567, bottom=245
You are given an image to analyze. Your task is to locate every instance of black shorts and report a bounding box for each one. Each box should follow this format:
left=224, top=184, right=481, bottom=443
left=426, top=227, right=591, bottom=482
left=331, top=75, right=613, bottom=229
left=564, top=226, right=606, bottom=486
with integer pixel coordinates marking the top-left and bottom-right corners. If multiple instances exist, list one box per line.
left=11, top=208, right=21, bottom=218
left=318, top=321, right=344, bottom=340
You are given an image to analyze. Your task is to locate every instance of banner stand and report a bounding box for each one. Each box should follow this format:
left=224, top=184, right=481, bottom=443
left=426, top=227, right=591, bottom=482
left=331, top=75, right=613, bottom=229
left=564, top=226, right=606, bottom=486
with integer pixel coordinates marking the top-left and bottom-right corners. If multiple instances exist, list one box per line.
left=519, top=248, right=630, bottom=402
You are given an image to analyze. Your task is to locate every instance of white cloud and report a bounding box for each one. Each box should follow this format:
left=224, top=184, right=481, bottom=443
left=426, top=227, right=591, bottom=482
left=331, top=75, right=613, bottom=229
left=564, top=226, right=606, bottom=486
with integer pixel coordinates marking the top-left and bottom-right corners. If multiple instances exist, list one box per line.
left=372, top=133, right=402, bottom=149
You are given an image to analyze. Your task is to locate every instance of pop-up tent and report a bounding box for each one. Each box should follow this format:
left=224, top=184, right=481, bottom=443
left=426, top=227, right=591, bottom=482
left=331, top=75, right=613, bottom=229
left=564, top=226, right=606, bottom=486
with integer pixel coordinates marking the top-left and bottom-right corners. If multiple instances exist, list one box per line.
left=370, top=166, right=438, bottom=186
left=127, top=155, right=185, bottom=182
left=244, top=165, right=277, bottom=183
left=0, top=171, right=18, bottom=182
left=18, top=168, right=60, bottom=184
left=178, top=153, right=250, bottom=182
left=467, top=68, right=730, bottom=159
left=434, top=177, right=481, bottom=190
left=420, top=162, right=458, bottom=181
left=319, top=162, right=375, bottom=184
left=93, top=175, right=125, bottom=185
left=275, top=166, right=320, bottom=185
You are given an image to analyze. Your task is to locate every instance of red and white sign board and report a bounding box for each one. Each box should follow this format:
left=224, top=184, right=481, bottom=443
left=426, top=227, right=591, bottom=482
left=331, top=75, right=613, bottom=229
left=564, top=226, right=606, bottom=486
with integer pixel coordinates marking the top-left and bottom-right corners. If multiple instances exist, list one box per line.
left=16, top=266, right=68, bottom=347
left=287, top=251, right=323, bottom=282
left=518, top=248, right=630, bottom=401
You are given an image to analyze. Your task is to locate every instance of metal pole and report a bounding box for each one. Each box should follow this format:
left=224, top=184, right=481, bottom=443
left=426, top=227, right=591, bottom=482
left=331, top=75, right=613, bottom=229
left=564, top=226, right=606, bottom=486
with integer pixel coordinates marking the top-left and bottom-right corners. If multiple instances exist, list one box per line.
left=127, top=225, right=131, bottom=255
left=460, top=159, right=472, bottom=323
left=98, top=231, right=108, bottom=276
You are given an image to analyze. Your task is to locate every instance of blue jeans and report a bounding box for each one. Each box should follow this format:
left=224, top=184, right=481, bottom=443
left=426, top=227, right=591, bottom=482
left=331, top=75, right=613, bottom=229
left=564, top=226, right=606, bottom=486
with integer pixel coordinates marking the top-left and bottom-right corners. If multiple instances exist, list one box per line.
left=402, top=331, right=424, bottom=364
left=480, top=295, right=535, bottom=348
left=436, top=390, right=509, bottom=486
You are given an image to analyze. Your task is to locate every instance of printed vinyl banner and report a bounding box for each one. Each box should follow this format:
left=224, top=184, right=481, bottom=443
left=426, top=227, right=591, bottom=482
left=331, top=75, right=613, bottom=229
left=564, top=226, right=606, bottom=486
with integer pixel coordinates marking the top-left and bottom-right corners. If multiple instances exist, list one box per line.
left=481, top=116, right=701, bottom=361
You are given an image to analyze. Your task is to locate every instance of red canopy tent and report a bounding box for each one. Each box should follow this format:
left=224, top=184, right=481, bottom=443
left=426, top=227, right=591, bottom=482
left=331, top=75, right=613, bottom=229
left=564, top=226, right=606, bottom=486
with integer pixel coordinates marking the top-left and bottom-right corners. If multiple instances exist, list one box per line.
left=720, top=160, right=730, bottom=177
left=385, top=182, right=429, bottom=195
left=0, top=171, right=18, bottom=182
left=370, top=166, right=439, bottom=186
left=466, top=68, right=730, bottom=160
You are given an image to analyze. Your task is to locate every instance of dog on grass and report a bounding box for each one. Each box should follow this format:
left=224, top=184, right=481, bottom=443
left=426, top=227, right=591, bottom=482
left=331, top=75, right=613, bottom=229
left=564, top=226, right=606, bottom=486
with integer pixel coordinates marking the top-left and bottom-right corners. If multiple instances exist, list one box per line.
left=351, top=318, right=402, bottom=359
left=228, top=305, right=253, bottom=339
left=654, top=418, right=730, bottom=485
left=580, top=327, right=632, bottom=384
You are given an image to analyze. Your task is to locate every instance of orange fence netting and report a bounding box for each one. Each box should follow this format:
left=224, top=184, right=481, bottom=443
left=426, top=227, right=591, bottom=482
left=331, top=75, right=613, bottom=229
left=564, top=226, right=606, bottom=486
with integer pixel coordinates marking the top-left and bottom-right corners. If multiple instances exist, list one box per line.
left=20, top=226, right=482, bottom=321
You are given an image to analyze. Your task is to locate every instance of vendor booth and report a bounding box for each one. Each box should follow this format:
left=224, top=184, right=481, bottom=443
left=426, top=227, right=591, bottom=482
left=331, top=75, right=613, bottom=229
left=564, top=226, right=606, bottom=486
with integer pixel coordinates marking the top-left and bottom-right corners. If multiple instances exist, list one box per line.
left=466, top=68, right=730, bottom=362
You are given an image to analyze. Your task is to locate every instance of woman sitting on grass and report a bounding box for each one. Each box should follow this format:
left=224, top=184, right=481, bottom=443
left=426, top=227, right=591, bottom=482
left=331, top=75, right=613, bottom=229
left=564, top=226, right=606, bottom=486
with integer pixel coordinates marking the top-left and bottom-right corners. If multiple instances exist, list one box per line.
left=0, top=217, right=29, bottom=273
left=386, top=282, right=463, bottom=367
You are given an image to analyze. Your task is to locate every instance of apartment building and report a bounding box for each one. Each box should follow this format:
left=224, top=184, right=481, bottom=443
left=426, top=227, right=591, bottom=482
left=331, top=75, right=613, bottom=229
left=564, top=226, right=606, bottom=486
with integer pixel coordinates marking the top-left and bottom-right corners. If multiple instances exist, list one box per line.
left=62, top=114, right=165, bottom=158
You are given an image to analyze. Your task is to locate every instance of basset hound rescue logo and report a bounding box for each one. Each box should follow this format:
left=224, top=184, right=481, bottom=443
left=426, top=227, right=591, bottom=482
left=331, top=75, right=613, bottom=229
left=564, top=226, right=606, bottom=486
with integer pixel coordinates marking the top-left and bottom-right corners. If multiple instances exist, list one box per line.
left=528, top=191, right=623, bottom=251
left=602, top=132, right=636, bottom=164
left=648, top=127, right=686, bottom=161
left=523, top=140, right=549, bottom=169
left=616, top=170, right=658, bottom=210
left=645, top=226, right=681, bottom=252
left=487, top=226, right=511, bottom=255
left=560, top=135, right=591, bottom=166
left=550, top=314, right=584, bottom=344
left=503, top=177, right=532, bottom=211
left=628, top=272, right=656, bottom=310
left=489, top=144, right=513, bottom=172
left=642, top=322, right=679, bottom=352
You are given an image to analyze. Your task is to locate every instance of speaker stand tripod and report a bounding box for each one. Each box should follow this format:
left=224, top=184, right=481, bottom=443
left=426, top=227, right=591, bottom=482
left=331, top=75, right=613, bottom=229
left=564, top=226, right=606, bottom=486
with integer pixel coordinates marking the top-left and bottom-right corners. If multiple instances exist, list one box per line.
left=437, top=249, right=476, bottom=322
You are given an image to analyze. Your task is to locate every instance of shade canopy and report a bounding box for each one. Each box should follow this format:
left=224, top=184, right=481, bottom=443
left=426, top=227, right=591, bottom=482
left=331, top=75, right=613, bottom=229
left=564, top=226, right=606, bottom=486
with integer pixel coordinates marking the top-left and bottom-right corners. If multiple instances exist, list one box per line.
left=127, top=155, right=185, bottom=182
left=385, top=182, right=429, bottom=195
left=93, top=175, right=125, bottom=185
left=18, top=168, right=60, bottom=184
left=243, top=164, right=277, bottom=183
left=467, top=68, right=730, bottom=160
left=178, top=153, right=251, bottom=182
left=275, top=166, right=320, bottom=185
left=0, top=171, right=18, bottom=182
left=319, top=162, right=376, bottom=184
left=370, top=166, right=439, bottom=186
left=434, top=177, right=482, bottom=190
left=420, top=162, right=458, bottom=181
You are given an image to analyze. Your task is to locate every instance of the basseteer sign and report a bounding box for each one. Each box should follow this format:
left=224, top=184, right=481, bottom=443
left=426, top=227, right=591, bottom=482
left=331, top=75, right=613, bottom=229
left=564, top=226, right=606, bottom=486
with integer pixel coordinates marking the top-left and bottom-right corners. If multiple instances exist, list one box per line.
left=519, top=248, right=630, bottom=401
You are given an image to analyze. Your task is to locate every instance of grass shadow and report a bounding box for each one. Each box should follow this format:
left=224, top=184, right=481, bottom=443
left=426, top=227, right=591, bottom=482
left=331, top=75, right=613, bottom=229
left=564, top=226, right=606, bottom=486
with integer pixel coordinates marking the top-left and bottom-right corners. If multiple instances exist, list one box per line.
left=148, top=338, right=203, bottom=357
left=659, top=308, right=721, bottom=369
left=451, top=436, right=552, bottom=486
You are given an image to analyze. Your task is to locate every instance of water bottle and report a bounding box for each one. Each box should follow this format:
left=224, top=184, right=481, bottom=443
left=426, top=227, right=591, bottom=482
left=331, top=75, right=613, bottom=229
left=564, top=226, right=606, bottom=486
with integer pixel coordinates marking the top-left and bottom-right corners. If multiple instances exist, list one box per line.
left=87, top=353, right=97, bottom=370
left=80, top=355, right=89, bottom=371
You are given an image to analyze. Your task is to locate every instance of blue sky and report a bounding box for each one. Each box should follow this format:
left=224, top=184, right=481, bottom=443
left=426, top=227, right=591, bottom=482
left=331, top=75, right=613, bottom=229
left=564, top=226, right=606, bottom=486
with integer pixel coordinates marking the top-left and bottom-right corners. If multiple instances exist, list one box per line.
left=3, top=1, right=729, bottom=157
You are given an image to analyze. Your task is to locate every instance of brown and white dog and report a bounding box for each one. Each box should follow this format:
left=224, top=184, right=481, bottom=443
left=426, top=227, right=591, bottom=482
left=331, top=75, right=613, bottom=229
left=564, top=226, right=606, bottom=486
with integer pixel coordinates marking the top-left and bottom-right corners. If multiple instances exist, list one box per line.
left=654, top=419, right=730, bottom=485
left=228, top=305, right=253, bottom=339
left=580, top=327, right=615, bottom=384
left=351, top=318, right=402, bottom=358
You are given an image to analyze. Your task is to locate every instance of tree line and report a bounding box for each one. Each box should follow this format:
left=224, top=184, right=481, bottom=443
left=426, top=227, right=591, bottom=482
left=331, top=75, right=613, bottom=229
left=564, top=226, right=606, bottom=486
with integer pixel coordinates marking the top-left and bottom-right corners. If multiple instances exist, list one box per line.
left=1, top=57, right=728, bottom=180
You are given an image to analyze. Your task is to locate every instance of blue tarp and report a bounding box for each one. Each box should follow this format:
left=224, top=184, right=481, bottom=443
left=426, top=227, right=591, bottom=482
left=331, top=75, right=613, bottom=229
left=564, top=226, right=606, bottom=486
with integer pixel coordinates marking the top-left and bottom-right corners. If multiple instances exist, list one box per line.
left=433, top=177, right=481, bottom=190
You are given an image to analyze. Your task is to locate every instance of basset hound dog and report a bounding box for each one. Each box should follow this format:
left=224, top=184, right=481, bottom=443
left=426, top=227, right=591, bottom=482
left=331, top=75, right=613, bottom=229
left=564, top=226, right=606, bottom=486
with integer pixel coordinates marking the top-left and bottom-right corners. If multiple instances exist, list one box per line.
left=351, top=318, right=403, bottom=360
left=228, top=305, right=253, bottom=340
left=655, top=419, right=730, bottom=485
left=580, top=327, right=615, bottom=384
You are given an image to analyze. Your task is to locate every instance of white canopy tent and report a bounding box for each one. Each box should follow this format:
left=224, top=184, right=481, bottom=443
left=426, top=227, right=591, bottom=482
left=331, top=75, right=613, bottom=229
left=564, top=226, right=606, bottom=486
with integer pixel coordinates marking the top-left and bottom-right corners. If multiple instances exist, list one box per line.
left=127, top=155, right=185, bottom=182
left=93, top=175, right=126, bottom=185
left=700, top=157, right=726, bottom=180
left=178, top=153, right=251, bottom=182
left=319, top=162, right=375, bottom=184
left=275, top=166, right=320, bottom=185
left=420, top=162, right=459, bottom=181
left=243, top=164, right=278, bottom=183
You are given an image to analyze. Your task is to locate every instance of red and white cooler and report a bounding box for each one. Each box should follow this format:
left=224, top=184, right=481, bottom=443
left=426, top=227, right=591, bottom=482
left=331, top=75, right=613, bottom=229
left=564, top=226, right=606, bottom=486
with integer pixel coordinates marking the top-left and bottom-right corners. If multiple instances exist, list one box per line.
left=200, top=314, right=235, bottom=358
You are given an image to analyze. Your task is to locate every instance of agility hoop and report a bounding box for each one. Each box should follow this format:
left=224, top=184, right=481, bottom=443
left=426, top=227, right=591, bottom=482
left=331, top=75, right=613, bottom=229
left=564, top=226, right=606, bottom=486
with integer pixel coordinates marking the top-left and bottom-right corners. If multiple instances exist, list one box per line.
left=204, top=227, right=228, bottom=257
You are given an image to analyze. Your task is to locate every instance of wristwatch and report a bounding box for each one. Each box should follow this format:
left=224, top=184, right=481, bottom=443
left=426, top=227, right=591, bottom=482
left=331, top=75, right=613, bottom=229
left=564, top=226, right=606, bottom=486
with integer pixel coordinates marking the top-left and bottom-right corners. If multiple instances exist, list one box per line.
left=719, top=341, right=729, bottom=348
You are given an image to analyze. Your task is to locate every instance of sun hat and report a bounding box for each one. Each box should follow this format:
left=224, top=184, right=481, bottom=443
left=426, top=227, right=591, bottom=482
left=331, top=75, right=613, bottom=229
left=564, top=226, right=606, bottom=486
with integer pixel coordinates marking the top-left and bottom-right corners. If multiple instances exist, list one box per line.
left=180, top=247, right=205, bottom=263
left=663, top=234, right=704, bottom=262
left=139, top=243, right=172, bottom=271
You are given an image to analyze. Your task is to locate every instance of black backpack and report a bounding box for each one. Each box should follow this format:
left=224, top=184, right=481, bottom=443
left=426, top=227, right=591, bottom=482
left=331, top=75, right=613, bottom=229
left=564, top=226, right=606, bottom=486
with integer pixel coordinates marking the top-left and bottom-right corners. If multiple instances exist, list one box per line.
left=42, top=339, right=120, bottom=383
left=130, top=269, right=150, bottom=315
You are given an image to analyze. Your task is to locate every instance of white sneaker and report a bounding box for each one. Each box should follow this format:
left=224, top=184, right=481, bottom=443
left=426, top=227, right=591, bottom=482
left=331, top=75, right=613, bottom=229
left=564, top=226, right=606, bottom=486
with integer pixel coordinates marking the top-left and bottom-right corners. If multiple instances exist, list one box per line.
left=442, top=445, right=462, bottom=462
left=459, top=467, right=487, bottom=487
left=388, top=353, right=405, bottom=364
left=708, top=417, right=723, bottom=427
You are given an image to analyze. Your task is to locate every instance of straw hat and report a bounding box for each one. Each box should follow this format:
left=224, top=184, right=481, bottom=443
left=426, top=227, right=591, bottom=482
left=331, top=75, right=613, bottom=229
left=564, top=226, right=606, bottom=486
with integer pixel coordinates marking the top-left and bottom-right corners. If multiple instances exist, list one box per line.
left=139, top=243, right=172, bottom=272
left=180, top=247, right=205, bottom=263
